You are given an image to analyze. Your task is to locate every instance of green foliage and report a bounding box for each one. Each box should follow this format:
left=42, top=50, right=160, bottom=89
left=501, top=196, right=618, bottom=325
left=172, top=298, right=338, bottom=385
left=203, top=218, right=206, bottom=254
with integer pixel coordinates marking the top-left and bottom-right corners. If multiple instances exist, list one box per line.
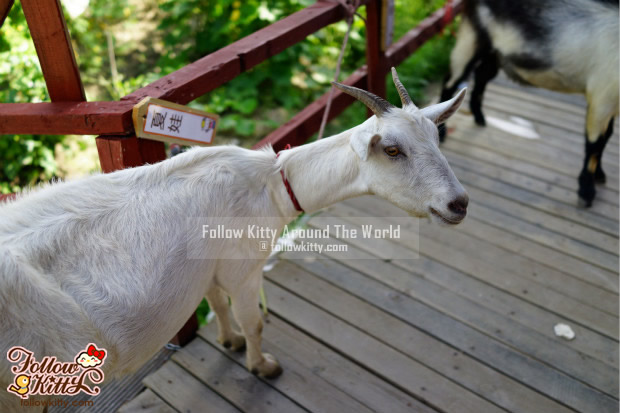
left=0, top=2, right=59, bottom=193
left=0, top=0, right=456, bottom=193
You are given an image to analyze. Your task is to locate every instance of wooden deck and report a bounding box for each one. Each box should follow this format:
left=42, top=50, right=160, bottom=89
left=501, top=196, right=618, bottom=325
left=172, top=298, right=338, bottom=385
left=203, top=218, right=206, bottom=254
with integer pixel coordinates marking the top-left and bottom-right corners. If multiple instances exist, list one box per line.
left=118, top=82, right=619, bottom=413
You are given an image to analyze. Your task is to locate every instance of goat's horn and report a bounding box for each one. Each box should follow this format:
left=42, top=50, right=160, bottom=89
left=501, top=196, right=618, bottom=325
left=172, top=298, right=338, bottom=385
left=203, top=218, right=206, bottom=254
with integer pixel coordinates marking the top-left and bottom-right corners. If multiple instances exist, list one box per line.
left=391, top=67, right=415, bottom=108
left=332, top=81, right=394, bottom=117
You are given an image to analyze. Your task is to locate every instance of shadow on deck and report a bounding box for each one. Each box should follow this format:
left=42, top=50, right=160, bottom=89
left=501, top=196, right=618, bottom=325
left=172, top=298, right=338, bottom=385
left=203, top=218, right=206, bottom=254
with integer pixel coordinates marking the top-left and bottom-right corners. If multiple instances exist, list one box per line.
left=118, top=81, right=619, bottom=413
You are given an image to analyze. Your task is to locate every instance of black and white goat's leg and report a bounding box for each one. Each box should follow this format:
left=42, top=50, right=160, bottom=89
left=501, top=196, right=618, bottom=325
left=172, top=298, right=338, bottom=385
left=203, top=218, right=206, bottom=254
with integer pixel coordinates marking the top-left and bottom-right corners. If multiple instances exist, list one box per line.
left=578, top=102, right=616, bottom=207
left=438, top=18, right=479, bottom=142
left=594, top=118, right=614, bottom=184
left=469, top=51, right=499, bottom=126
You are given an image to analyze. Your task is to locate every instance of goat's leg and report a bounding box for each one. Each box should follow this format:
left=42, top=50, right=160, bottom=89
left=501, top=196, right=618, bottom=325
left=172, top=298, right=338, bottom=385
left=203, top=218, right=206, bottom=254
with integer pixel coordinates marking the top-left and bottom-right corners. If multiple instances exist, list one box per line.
left=206, top=285, right=245, bottom=351
left=230, top=275, right=282, bottom=378
left=439, top=18, right=479, bottom=142
left=594, top=118, right=614, bottom=184
left=579, top=100, right=616, bottom=206
left=470, top=51, right=499, bottom=126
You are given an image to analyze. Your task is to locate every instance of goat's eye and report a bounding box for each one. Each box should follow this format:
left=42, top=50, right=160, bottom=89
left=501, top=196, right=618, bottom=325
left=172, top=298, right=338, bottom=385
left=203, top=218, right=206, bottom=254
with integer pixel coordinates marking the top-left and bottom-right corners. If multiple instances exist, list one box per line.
left=384, top=146, right=400, bottom=157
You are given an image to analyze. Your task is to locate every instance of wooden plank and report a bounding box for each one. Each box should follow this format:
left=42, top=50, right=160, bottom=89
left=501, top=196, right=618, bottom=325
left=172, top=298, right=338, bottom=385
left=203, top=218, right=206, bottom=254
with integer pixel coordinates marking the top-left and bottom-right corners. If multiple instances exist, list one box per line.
left=451, top=164, right=619, bottom=239
left=261, top=278, right=505, bottom=413
left=327, top=202, right=619, bottom=366
left=309, top=209, right=619, bottom=368
left=123, top=1, right=355, bottom=105
left=461, top=214, right=617, bottom=292
left=172, top=338, right=308, bottom=413
left=488, top=82, right=589, bottom=116
left=268, top=260, right=578, bottom=413
left=0, top=102, right=133, bottom=135
left=0, top=0, right=13, bottom=29
left=336, top=196, right=618, bottom=319
left=267, top=260, right=618, bottom=413
left=117, top=389, right=177, bottom=413
left=143, top=361, right=240, bottom=413
left=483, top=85, right=620, bottom=152
left=482, top=89, right=620, bottom=147
left=443, top=134, right=619, bottom=208
left=488, top=82, right=620, bottom=141
left=198, top=318, right=435, bottom=413
left=447, top=115, right=620, bottom=195
left=476, top=96, right=620, bottom=163
left=385, top=0, right=463, bottom=68
left=444, top=149, right=619, bottom=224
left=20, top=0, right=85, bottom=102
left=197, top=328, right=377, bottom=413
left=448, top=113, right=620, bottom=190
left=465, top=191, right=619, bottom=273
left=253, top=69, right=367, bottom=151
left=464, top=92, right=620, bottom=169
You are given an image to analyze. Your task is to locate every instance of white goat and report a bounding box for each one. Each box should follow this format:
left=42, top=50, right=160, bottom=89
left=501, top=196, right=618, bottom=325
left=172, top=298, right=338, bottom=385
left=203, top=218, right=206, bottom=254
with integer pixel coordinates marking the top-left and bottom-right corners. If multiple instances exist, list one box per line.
left=0, top=69, right=468, bottom=412
left=439, top=0, right=619, bottom=206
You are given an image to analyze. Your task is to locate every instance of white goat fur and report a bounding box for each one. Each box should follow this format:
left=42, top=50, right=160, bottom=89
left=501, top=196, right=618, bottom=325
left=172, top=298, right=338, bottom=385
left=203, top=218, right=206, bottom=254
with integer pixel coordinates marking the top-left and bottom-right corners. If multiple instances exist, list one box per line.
left=0, top=85, right=467, bottom=411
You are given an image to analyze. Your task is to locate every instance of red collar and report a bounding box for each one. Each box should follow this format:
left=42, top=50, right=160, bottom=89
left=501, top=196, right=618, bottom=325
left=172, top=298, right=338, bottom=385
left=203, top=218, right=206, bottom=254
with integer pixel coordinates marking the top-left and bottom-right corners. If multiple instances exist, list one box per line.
left=276, top=144, right=304, bottom=213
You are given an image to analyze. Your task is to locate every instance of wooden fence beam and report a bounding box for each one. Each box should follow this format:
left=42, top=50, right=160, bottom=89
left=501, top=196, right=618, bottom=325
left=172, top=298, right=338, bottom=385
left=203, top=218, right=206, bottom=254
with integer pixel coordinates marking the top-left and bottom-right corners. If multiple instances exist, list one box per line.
left=123, top=0, right=366, bottom=105
left=0, top=0, right=13, bottom=29
left=253, top=68, right=368, bottom=151
left=0, top=102, right=133, bottom=135
left=0, top=0, right=459, bottom=142
left=20, top=0, right=85, bottom=102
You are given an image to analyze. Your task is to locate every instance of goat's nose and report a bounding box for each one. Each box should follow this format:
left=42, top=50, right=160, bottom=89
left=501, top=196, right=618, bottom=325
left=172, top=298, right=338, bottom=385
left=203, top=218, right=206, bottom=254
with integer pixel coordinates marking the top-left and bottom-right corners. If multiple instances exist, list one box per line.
left=447, top=193, right=469, bottom=216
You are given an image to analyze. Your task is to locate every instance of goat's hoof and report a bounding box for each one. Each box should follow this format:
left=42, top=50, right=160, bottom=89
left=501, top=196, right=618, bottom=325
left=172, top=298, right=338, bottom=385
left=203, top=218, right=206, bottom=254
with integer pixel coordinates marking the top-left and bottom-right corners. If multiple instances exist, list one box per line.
left=473, top=114, right=486, bottom=126
left=577, top=192, right=594, bottom=208
left=220, top=334, right=246, bottom=352
left=250, top=353, right=282, bottom=379
left=578, top=172, right=596, bottom=208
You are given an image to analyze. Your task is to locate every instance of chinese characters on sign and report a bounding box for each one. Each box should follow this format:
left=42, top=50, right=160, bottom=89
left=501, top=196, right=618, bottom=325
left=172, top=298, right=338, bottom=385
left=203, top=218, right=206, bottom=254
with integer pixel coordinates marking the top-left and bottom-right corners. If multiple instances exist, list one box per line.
left=168, top=114, right=183, bottom=133
left=150, top=112, right=167, bottom=130
left=138, top=99, right=218, bottom=146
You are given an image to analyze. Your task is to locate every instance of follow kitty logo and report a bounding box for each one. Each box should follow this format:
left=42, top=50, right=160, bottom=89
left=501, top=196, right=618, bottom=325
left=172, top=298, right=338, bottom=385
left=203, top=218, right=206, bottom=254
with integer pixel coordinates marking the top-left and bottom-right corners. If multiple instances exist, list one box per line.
left=6, top=343, right=106, bottom=399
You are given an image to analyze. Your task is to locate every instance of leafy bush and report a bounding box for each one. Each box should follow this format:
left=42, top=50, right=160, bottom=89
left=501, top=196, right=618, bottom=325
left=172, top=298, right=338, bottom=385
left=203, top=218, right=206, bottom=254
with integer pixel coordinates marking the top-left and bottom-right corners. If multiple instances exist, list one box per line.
left=0, top=0, right=455, bottom=191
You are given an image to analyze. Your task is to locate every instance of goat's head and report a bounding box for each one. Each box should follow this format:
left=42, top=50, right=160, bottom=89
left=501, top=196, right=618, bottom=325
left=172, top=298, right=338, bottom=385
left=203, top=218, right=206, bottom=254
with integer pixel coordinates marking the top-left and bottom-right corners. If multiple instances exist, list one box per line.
left=333, top=68, right=468, bottom=225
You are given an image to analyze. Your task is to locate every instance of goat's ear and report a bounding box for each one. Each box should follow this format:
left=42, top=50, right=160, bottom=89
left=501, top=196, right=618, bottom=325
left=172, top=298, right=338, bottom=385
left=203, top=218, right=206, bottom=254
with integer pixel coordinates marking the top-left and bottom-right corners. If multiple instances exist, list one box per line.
left=421, top=88, right=467, bottom=125
left=350, top=131, right=382, bottom=161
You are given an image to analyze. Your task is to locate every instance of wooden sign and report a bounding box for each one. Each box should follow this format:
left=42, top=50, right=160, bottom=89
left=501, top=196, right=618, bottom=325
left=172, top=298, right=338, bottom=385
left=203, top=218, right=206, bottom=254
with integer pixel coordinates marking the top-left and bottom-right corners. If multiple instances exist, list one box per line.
left=132, top=97, right=218, bottom=146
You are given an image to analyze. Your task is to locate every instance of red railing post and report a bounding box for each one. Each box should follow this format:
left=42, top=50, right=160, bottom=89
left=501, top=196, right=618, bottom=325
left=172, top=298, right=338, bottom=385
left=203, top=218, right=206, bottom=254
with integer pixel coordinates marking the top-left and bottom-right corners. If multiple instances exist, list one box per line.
left=0, top=0, right=13, bottom=29
left=20, top=0, right=85, bottom=102
left=365, top=0, right=386, bottom=115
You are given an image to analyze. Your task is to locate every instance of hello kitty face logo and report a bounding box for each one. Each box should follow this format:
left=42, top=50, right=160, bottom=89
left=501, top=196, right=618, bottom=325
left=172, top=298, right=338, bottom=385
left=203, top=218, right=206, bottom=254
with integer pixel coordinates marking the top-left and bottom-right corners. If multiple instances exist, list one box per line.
left=75, top=344, right=106, bottom=368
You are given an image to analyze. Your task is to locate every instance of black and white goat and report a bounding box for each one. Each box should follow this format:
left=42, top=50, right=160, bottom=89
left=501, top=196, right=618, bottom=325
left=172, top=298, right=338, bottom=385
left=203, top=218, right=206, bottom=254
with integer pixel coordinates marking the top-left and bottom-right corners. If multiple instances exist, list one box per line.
left=439, top=0, right=619, bottom=206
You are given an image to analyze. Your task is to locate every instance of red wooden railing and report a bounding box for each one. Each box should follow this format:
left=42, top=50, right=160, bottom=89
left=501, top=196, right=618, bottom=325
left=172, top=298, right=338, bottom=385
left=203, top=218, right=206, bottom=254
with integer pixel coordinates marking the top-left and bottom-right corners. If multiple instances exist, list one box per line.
left=0, top=0, right=462, bottom=343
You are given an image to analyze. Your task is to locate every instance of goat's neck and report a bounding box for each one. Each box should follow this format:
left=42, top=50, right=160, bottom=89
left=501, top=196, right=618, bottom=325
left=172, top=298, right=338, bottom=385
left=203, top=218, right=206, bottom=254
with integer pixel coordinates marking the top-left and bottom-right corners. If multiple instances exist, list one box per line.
left=276, top=127, right=368, bottom=214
